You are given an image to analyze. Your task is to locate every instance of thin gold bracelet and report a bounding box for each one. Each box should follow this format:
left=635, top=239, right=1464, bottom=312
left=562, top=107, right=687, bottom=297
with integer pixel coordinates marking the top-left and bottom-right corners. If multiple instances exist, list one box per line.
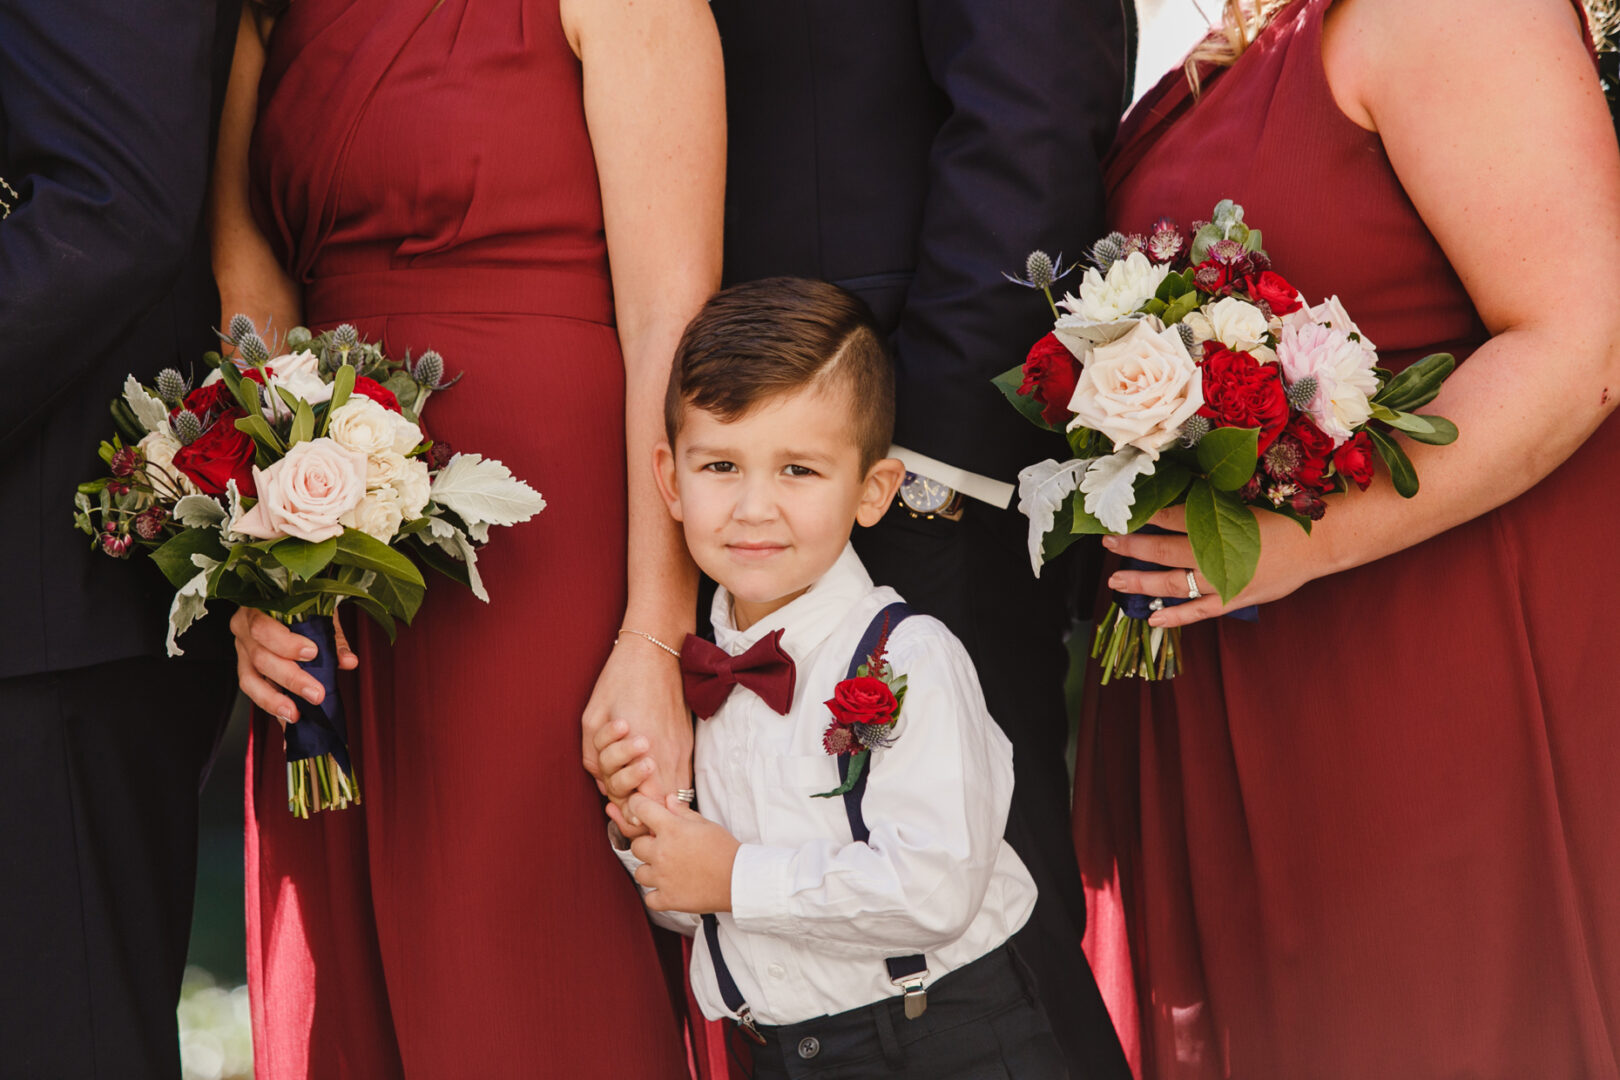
left=616, top=627, right=681, bottom=660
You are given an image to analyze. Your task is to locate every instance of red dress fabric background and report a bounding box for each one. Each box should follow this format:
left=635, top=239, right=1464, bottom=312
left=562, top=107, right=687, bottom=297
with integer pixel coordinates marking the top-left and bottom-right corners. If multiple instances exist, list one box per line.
left=244, top=1, right=690, bottom=1075
left=1076, top=2, right=1620, bottom=1077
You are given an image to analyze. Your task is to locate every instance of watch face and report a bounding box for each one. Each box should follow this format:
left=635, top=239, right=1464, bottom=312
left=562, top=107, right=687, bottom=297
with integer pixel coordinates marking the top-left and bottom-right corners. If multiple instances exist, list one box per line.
left=899, top=472, right=953, bottom=514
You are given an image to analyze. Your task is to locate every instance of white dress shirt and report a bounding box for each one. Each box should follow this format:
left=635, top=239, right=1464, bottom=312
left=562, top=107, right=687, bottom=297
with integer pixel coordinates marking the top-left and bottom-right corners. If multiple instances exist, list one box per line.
left=614, top=545, right=1037, bottom=1026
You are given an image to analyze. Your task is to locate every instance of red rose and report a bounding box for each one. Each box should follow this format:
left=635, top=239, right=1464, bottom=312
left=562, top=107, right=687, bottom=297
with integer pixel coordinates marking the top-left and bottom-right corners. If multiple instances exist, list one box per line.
left=1244, top=271, right=1303, bottom=316
left=1285, top=414, right=1336, bottom=490
left=1017, top=333, right=1081, bottom=427
left=825, top=676, right=898, bottom=728
left=1332, top=430, right=1376, bottom=491
left=176, top=380, right=234, bottom=423
left=1197, top=346, right=1289, bottom=452
left=352, top=376, right=402, bottom=413
left=172, top=408, right=258, bottom=497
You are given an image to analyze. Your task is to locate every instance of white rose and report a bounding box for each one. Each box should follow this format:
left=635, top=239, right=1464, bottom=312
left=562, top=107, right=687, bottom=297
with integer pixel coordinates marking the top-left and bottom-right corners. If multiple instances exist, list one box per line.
left=339, top=486, right=405, bottom=543
left=366, top=450, right=408, bottom=490
left=1276, top=320, right=1380, bottom=444
left=269, top=349, right=321, bottom=378
left=137, top=430, right=199, bottom=497
left=231, top=438, right=367, bottom=543
left=264, top=369, right=333, bottom=422
left=1069, top=252, right=1171, bottom=324
left=1180, top=310, right=1216, bottom=345
left=394, top=458, right=431, bottom=519
left=1205, top=297, right=1270, bottom=353
left=328, top=397, right=422, bottom=457
left=202, top=367, right=224, bottom=386
left=1066, top=319, right=1205, bottom=460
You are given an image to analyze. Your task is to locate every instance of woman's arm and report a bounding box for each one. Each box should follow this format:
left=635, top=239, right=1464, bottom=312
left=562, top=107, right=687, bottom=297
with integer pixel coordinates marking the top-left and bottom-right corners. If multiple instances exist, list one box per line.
left=209, top=4, right=300, bottom=342
left=1112, top=0, right=1620, bottom=624
left=562, top=0, right=725, bottom=802
left=211, top=6, right=352, bottom=720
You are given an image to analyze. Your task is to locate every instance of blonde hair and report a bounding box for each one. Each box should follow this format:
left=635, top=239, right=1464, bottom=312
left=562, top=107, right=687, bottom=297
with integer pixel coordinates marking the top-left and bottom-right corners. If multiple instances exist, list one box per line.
left=1184, top=0, right=1612, bottom=95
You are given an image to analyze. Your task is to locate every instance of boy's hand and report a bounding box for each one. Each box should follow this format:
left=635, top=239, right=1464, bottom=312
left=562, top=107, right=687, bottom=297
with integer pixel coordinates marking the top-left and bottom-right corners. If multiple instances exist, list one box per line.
left=626, top=792, right=740, bottom=914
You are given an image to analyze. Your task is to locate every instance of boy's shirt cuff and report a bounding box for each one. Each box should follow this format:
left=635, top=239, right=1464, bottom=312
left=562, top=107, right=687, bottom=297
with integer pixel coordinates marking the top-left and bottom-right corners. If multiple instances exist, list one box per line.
left=729, top=843, right=798, bottom=935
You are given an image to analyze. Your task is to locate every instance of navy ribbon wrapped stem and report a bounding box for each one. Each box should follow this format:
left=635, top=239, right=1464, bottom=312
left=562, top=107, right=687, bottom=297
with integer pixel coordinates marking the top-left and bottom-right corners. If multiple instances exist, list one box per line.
left=284, top=615, right=355, bottom=777
left=1111, top=524, right=1259, bottom=623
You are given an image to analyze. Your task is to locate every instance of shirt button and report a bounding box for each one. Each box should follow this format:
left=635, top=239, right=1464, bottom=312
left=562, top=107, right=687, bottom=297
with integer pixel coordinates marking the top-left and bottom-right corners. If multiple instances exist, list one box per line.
left=797, top=1036, right=821, bottom=1060
left=767, top=962, right=787, bottom=980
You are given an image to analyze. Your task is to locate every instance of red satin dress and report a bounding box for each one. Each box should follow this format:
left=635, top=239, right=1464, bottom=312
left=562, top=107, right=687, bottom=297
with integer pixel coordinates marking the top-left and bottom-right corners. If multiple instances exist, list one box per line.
left=243, top=2, right=689, bottom=1075
left=1074, top=2, right=1620, bottom=1077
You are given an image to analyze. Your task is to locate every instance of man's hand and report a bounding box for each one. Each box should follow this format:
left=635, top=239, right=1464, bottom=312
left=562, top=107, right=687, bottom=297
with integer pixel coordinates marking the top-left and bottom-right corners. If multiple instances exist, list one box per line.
left=622, top=792, right=739, bottom=914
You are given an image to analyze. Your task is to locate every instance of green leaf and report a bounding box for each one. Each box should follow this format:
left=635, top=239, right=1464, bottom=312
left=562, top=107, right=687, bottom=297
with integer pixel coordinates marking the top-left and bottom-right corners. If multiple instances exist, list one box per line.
left=331, top=527, right=426, bottom=587
left=1161, top=291, right=1201, bottom=326
left=812, top=749, right=868, bottom=799
left=1154, top=271, right=1192, bottom=302
left=226, top=367, right=265, bottom=419
left=151, top=529, right=230, bottom=589
left=1183, top=479, right=1261, bottom=602
left=323, top=364, right=357, bottom=434
left=234, top=414, right=285, bottom=454
left=407, top=534, right=473, bottom=588
left=269, top=536, right=339, bottom=580
left=1398, top=414, right=1458, bottom=446
left=370, top=569, right=426, bottom=625
left=992, top=364, right=1060, bottom=432
left=1195, top=426, right=1260, bottom=491
left=348, top=595, right=398, bottom=642
left=1372, top=352, right=1455, bottom=413
left=109, top=399, right=145, bottom=445
left=288, top=396, right=316, bottom=447
left=1381, top=411, right=1435, bottom=438
left=1140, top=297, right=1169, bottom=317
left=1369, top=428, right=1420, bottom=497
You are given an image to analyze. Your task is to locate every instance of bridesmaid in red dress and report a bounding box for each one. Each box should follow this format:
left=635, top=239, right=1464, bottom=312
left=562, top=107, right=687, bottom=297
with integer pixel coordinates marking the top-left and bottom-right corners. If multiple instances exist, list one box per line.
left=208, top=1, right=722, bottom=1075
left=1074, top=0, right=1620, bottom=1077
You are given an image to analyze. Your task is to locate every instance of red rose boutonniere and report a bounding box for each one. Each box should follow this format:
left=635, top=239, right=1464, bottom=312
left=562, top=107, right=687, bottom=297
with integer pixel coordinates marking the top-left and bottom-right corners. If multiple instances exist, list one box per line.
left=815, top=614, right=907, bottom=798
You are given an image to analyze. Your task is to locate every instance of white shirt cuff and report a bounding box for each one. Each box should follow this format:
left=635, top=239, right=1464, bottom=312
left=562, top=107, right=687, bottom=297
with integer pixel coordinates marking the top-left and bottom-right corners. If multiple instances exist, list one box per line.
left=889, top=445, right=1015, bottom=509
left=729, top=843, right=798, bottom=935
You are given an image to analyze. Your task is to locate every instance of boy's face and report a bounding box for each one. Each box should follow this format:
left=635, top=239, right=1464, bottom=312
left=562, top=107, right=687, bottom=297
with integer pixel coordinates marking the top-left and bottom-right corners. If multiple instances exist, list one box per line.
left=655, top=383, right=904, bottom=630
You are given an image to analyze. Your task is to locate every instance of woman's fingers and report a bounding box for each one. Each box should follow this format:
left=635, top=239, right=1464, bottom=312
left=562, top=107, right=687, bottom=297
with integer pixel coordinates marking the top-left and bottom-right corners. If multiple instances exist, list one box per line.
left=243, top=607, right=316, bottom=660
left=332, top=617, right=359, bottom=669
left=1147, top=594, right=1228, bottom=629
left=234, top=642, right=298, bottom=722
left=1107, top=567, right=1213, bottom=600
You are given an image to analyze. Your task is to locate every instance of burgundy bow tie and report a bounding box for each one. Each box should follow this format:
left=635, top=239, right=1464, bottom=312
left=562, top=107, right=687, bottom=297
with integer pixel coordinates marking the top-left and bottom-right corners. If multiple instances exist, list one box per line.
left=679, top=630, right=796, bottom=719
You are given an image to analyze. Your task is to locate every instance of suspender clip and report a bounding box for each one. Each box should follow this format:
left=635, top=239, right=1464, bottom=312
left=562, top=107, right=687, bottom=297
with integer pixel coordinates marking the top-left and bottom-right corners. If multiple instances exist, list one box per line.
left=735, top=1005, right=768, bottom=1045
left=894, top=972, right=929, bottom=1019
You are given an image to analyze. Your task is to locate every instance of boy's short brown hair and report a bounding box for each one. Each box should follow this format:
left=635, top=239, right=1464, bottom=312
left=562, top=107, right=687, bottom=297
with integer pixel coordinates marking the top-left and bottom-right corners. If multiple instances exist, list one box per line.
left=664, top=278, right=895, bottom=470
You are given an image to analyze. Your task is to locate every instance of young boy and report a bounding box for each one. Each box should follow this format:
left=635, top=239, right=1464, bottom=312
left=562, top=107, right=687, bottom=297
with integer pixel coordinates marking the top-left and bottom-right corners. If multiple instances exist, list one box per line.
left=599, top=278, right=1064, bottom=1078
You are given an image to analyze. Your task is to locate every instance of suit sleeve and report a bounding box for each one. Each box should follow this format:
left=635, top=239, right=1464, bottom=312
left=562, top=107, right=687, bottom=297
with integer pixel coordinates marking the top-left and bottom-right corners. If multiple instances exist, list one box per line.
left=897, top=0, right=1126, bottom=483
left=0, top=0, right=218, bottom=440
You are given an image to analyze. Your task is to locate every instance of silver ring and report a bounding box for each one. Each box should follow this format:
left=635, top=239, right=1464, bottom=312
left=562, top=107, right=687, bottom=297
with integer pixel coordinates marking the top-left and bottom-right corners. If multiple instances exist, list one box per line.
left=675, top=788, right=696, bottom=804
left=1185, top=571, right=1201, bottom=600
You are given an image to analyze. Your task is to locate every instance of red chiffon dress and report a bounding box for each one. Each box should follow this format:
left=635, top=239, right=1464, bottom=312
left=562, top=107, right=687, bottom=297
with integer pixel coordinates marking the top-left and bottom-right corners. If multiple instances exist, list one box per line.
left=243, top=1, right=689, bottom=1075
left=1074, top=2, right=1620, bottom=1078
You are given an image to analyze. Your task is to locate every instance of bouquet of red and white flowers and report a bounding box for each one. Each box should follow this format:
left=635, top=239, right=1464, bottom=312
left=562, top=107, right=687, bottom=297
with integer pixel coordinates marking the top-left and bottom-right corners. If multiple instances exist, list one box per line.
left=74, top=316, right=545, bottom=815
left=999, top=200, right=1457, bottom=682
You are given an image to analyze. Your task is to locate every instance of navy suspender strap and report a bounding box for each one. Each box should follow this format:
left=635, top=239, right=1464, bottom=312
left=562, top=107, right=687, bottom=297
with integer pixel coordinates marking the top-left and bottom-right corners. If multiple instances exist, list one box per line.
left=698, top=601, right=932, bottom=1034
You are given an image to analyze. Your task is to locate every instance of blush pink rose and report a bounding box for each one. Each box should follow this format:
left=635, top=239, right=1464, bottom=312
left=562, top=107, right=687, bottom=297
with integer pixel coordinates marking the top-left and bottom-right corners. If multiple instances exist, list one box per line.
left=232, top=437, right=368, bottom=543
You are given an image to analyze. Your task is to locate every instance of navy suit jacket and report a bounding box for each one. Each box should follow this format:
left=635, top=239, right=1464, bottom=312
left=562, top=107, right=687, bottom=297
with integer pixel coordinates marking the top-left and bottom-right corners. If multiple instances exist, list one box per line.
left=0, top=0, right=238, bottom=677
left=710, top=0, right=1129, bottom=487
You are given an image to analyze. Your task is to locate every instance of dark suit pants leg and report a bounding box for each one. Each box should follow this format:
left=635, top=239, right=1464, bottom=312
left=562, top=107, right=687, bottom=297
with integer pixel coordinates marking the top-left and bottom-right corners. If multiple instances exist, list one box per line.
left=852, top=504, right=1130, bottom=1080
left=0, top=657, right=234, bottom=1079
